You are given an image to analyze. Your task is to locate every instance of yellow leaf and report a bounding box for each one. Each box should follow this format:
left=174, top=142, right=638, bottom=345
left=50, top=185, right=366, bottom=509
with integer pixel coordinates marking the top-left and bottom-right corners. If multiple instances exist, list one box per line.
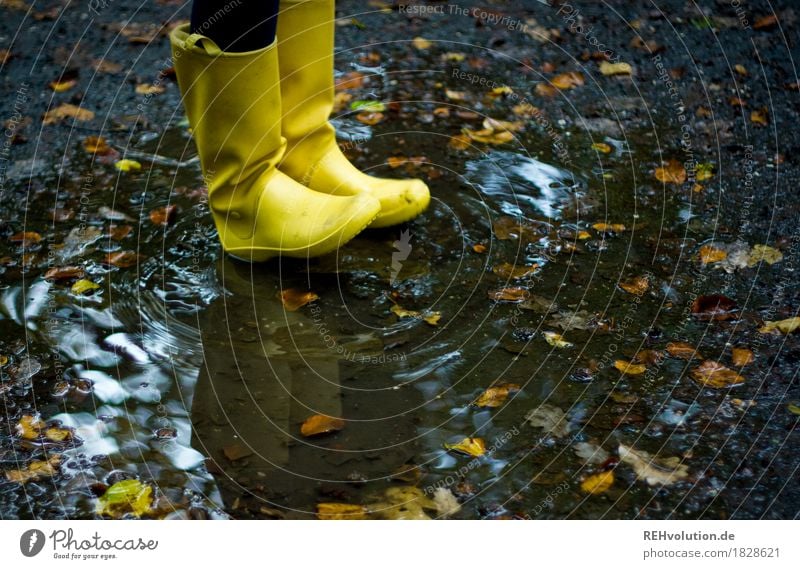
left=50, top=79, right=77, bottom=92
left=82, top=135, right=112, bottom=155
left=16, top=415, right=44, bottom=440
left=666, top=341, right=702, bottom=360
left=691, top=360, right=745, bottom=388
left=599, top=61, right=632, bottom=76
left=95, top=479, right=154, bottom=518
left=619, top=275, right=649, bottom=295
left=543, top=331, right=572, bottom=348
left=731, top=347, right=754, bottom=367
left=759, top=316, right=800, bottom=335
left=474, top=383, right=521, bottom=408
left=750, top=107, right=769, bottom=126
left=577, top=230, right=591, bottom=239
left=42, top=103, right=95, bottom=125
left=443, top=52, right=465, bottom=62
left=591, top=142, right=612, bottom=154
left=734, top=64, right=747, bottom=76
left=44, top=427, right=72, bottom=442
left=654, top=159, right=687, bottom=184
left=5, top=456, right=60, bottom=484
left=412, top=36, right=432, bottom=49
left=581, top=470, right=614, bottom=494
left=592, top=223, right=626, bottom=233
left=444, top=437, right=486, bottom=457
left=135, top=83, right=165, bottom=95
left=614, top=360, right=647, bottom=375
left=317, top=503, right=368, bottom=520
left=445, top=89, right=466, bottom=102
left=747, top=244, right=783, bottom=266
left=449, top=133, right=471, bottom=150
left=462, top=127, right=514, bottom=145
left=114, top=159, right=142, bottom=172
left=391, top=304, right=420, bottom=319
left=300, top=414, right=345, bottom=437
left=551, top=71, right=584, bottom=90
left=512, top=102, right=540, bottom=118
left=696, top=162, right=714, bottom=181
left=423, top=311, right=442, bottom=326
left=488, top=86, right=513, bottom=97
left=482, top=117, right=524, bottom=132
left=698, top=244, right=727, bottom=264
left=71, top=279, right=100, bottom=295
left=492, top=262, right=538, bottom=280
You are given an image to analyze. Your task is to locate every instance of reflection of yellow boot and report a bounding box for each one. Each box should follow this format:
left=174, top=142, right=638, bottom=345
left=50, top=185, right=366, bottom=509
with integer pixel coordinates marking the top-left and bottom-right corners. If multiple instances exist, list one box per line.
left=170, top=25, right=380, bottom=261
left=277, top=0, right=430, bottom=228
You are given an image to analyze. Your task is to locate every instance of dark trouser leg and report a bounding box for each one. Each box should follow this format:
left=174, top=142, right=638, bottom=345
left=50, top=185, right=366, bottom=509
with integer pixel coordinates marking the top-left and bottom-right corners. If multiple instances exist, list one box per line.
left=191, top=0, right=280, bottom=52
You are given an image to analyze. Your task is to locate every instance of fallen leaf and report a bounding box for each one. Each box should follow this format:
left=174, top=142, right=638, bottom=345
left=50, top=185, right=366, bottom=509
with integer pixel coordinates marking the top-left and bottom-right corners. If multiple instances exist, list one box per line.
left=355, top=111, right=384, bottom=125
left=551, top=71, right=584, bottom=90
left=149, top=205, right=178, bottom=226
left=488, top=287, right=530, bottom=302
left=369, top=486, right=437, bottom=520
left=444, top=437, right=486, bottom=458
left=280, top=289, right=319, bottom=311
left=83, top=135, right=113, bottom=155
left=472, top=243, right=487, bottom=253
left=462, top=127, right=514, bottom=145
left=95, top=479, right=153, bottom=518
left=422, top=312, right=442, bottom=326
left=449, top=134, right=471, bottom=150
left=753, top=14, right=778, bottom=29
left=71, top=279, right=100, bottom=295
left=300, top=414, right=345, bottom=437
left=750, top=107, right=769, bottom=126
left=104, top=251, right=143, bottom=268
left=614, top=360, right=647, bottom=375
left=43, top=103, right=94, bottom=125
left=474, top=383, right=521, bottom=408
left=573, top=442, right=610, bottom=465
left=335, top=71, right=365, bottom=90
left=696, top=162, right=714, bottom=181
left=492, top=262, right=538, bottom=280
left=543, top=331, right=572, bottom=348
left=591, top=142, right=612, bottom=154
left=5, top=456, right=60, bottom=484
left=592, top=222, right=626, bottom=233
left=412, top=36, right=432, bottom=49
left=617, top=443, right=688, bottom=486
left=432, top=487, right=461, bottom=517
left=10, top=231, right=42, bottom=246
left=731, top=347, right=754, bottom=366
left=525, top=404, right=571, bottom=436
left=44, top=427, right=72, bottom=442
left=114, top=159, right=142, bottom=172
left=666, top=341, right=702, bottom=360
left=535, top=83, right=558, bottom=97
left=16, top=415, right=45, bottom=439
left=654, top=159, right=687, bottom=184
left=691, top=360, right=745, bottom=388
left=759, top=316, right=800, bottom=335
left=93, top=59, right=122, bottom=73
left=747, top=244, right=782, bottom=266
left=734, top=64, right=747, bottom=76
left=581, top=470, right=614, bottom=494
left=50, top=78, right=76, bottom=92
left=691, top=294, right=738, bottom=321
left=135, top=83, right=164, bottom=95
left=619, top=275, right=650, bottom=295
left=445, top=89, right=467, bottom=102
left=698, top=244, right=727, bottom=264
left=482, top=117, right=523, bottom=133
left=44, top=266, right=84, bottom=281
left=316, top=503, right=368, bottom=520
left=599, top=61, right=632, bottom=76
left=108, top=224, right=133, bottom=241
left=512, top=102, right=540, bottom=118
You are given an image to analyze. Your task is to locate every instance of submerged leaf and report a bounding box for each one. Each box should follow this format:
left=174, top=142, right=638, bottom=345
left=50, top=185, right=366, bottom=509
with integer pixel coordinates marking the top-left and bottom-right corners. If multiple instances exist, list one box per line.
left=691, top=360, right=745, bottom=388
left=747, top=244, right=783, bottom=266
left=300, top=414, right=345, bottom=437
left=95, top=479, right=153, bottom=518
left=474, top=383, right=521, bottom=408
left=618, top=443, right=688, bottom=486
left=280, top=289, right=319, bottom=311
left=731, top=347, right=754, bottom=366
left=525, top=404, right=571, bottom=437
left=698, top=244, right=727, bottom=264
left=619, top=275, right=650, bottom=295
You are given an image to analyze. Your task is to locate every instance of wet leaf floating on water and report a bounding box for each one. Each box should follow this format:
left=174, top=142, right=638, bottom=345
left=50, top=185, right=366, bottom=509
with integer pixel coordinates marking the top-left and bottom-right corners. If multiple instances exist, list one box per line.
left=104, top=251, right=144, bottom=268
left=747, top=244, right=783, bottom=266
left=44, top=427, right=73, bottom=443
left=42, top=103, right=95, bottom=125
left=280, top=288, right=319, bottom=311
left=551, top=71, right=584, bottom=90
left=44, top=265, right=84, bottom=282
left=300, top=414, right=345, bottom=437
left=581, top=470, right=615, bottom=495
left=16, top=414, right=45, bottom=440
left=5, top=456, right=61, bottom=484
left=731, top=347, right=754, bottom=367
left=444, top=437, right=487, bottom=458
left=10, top=231, right=42, bottom=246
left=422, top=312, right=442, bottom=326
left=488, top=287, right=530, bottom=302
left=316, top=503, right=368, bottom=520
left=492, top=262, right=538, bottom=280
left=619, top=275, right=650, bottom=295
left=114, top=159, right=142, bottom=172
left=759, top=316, right=800, bottom=335
left=599, top=61, right=633, bottom=76
left=698, top=244, right=727, bottom=264
left=617, top=444, right=688, bottom=487
left=474, top=383, right=521, bottom=408
left=95, top=479, right=154, bottom=518
left=149, top=205, right=178, bottom=226
left=390, top=304, right=441, bottom=326
left=691, top=360, right=745, bottom=388
left=614, top=360, right=647, bottom=375
left=525, top=404, right=571, bottom=437
left=543, top=331, right=572, bottom=348
left=654, top=159, right=687, bottom=184
left=691, top=294, right=738, bottom=321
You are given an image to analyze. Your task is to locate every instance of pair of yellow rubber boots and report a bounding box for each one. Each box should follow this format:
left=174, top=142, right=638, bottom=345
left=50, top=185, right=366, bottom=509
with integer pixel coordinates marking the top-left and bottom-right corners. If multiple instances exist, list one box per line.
left=170, top=0, right=429, bottom=261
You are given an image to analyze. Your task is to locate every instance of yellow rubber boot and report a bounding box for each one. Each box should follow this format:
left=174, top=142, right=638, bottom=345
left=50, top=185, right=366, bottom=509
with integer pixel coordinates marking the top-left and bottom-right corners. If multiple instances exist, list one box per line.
left=170, top=24, right=380, bottom=261
left=277, top=0, right=430, bottom=228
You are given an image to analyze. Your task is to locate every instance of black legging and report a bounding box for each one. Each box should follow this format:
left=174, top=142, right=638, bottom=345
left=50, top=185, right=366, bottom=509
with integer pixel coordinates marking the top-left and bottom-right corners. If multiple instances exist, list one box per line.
left=191, top=0, right=280, bottom=52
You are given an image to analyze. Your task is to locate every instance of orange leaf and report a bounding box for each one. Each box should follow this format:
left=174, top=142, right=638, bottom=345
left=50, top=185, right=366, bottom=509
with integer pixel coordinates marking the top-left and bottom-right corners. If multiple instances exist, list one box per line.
left=698, top=244, right=727, bottom=264
left=280, top=289, right=319, bottom=311
left=691, top=360, right=744, bottom=388
left=43, top=103, right=94, bottom=125
left=355, top=111, right=384, bottom=125
left=149, top=205, right=178, bottom=226
left=10, top=231, right=42, bottom=245
left=731, top=347, right=754, bottom=367
left=654, top=159, right=687, bottom=184
left=666, top=341, right=702, bottom=360
left=301, top=414, right=345, bottom=437
left=551, top=71, right=584, bottom=90
left=44, top=266, right=85, bottom=281
left=619, top=275, right=649, bottom=295
left=474, top=383, right=521, bottom=408
left=83, top=135, right=113, bottom=155
left=492, top=262, right=538, bottom=280
left=104, top=251, right=143, bottom=268
left=753, top=14, right=777, bottom=29
left=614, top=360, right=647, bottom=375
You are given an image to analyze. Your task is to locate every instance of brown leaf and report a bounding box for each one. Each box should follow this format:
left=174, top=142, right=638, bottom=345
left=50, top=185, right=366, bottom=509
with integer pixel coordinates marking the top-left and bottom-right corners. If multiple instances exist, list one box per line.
left=551, top=71, right=584, bottom=90
left=654, top=159, right=687, bottom=184
left=731, top=347, right=754, bottom=367
left=750, top=107, right=769, bottom=126
left=301, top=414, right=345, bottom=437
left=280, top=289, right=319, bottom=311
left=104, top=251, right=144, bottom=268
left=535, top=83, right=558, bottom=98
left=753, top=14, right=778, bottom=29
left=488, top=287, right=530, bottom=302
left=10, top=231, right=42, bottom=246
left=666, top=341, right=702, bottom=360
left=492, top=262, right=538, bottom=280
left=449, top=134, right=471, bottom=150
left=108, top=224, right=133, bottom=241
left=698, top=244, right=727, bottom=264
left=619, top=275, right=650, bottom=295
left=135, top=83, right=165, bottom=95
left=336, top=71, right=365, bottom=91
left=592, top=223, right=626, bottom=233
left=44, top=266, right=85, bottom=282
left=42, top=103, right=95, bottom=125
left=93, top=59, right=122, bottom=73
left=691, top=294, right=738, bottom=321
left=149, top=205, right=178, bottom=226
left=474, top=383, right=521, bottom=408
left=83, top=135, right=114, bottom=155
left=691, top=360, right=745, bottom=388
left=614, top=360, right=647, bottom=375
